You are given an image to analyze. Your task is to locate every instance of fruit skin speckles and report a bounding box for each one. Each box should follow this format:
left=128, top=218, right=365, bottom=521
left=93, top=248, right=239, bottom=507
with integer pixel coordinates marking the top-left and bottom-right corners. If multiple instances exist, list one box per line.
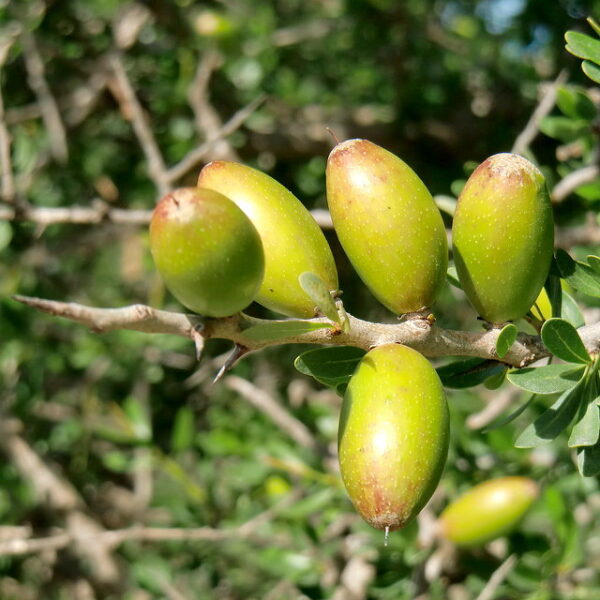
left=438, top=476, right=539, bottom=547
left=149, top=187, right=264, bottom=318
left=338, top=343, right=449, bottom=531
left=198, top=161, right=338, bottom=318
left=326, top=139, right=448, bottom=316
left=452, top=153, right=554, bottom=325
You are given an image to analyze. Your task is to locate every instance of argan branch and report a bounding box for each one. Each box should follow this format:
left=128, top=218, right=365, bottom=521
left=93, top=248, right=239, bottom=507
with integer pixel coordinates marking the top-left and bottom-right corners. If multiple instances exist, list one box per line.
left=16, top=295, right=600, bottom=368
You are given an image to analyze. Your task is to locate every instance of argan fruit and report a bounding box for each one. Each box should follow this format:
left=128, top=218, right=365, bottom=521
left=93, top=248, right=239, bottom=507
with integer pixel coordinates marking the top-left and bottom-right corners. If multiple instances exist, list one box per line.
left=452, top=153, right=554, bottom=324
left=198, top=162, right=338, bottom=318
left=149, top=187, right=264, bottom=317
left=338, top=344, right=449, bottom=531
left=438, top=476, right=539, bottom=547
left=326, top=139, right=448, bottom=315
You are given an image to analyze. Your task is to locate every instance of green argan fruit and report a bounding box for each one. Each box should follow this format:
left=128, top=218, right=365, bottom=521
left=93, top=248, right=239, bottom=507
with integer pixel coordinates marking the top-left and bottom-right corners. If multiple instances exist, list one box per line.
left=338, top=344, right=449, bottom=531
left=149, top=187, right=264, bottom=317
left=452, top=153, right=554, bottom=324
left=198, top=162, right=338, bottom=318
left=326, top=139, right=448, bottom=315
left=438, top=476, right=539, bottom=547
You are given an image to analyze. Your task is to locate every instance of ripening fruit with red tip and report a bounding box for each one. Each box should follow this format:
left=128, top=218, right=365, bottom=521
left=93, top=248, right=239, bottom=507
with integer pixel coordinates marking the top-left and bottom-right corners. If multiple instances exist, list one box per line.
left=338, top=344, right=449, bottom=531
left=149, top=187, right=264, bottom=317
left=326, top=139, right=448, bottom=315
left=198, top=161, right=338, bottom=318
left=452, top=153, right=554, bottom=324
left=438, top=476, right=539, bottom=547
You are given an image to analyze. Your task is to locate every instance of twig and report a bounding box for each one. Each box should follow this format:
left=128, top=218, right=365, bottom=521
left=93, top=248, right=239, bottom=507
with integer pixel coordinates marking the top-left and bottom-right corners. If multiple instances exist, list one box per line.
left=16, top=295, right=600, bottom=369
left=466, top=389, right=519, bottom=430
left=188, top=49, right=239, bottom=162
left=108, top=52, right=170, bottom=195
left=224, top=375, right=320, bottom=451
left=0, top=489, right=302, bottom=557
left=21, top=32, right=69, bottom=164
left=0, top=202, right=152, bottom=225
left=555, top=212, right=600, bottom=247
left=166, top=94, right=266, bottom=183
left=551, top=165, right=600, bottom=203
left=0, top=55, right=14, bottom=203
left=0, top=423, right=121, bottom=585
left=512, top=70, right=567, bottom=156
left=475, top=554, right=517, bottom=600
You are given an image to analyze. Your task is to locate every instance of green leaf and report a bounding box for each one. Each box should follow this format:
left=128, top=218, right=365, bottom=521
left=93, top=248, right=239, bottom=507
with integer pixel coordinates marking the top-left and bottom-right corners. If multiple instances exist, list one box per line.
left=539, top=116, right=589, bottom=143
left=577, top=441, right=600, bottom=476
left=587, top=255, right=600, bottom=275
left=556, top=87, right=597, bottom=121
left=447, top=265, right=462, bottom=289
left=294, top=346, right=365, bottom=389
left=244, top=320, right=333, bottom=342
left=561, top=290, right=585, bottom=328
left=515, top=385, right=583, bottom=448
left=541, top=318, right=591, bottom=364
left=569, top=398, right=600, bottom=448
left=484, top=368, right=507, bottom=390
left=483, top=394, right=534, bottom=432
left=545, top=269, right=562, bottom=319
left=436, top=358, right=505, bottom=389
left=171, top=406, right=195, bottom=453
left=582, top=60, right=600, bottom=84
left=508, top=364, right=585, bottom=394
left=496, top=323, right=518, bottom=359
left=298, top=272, right=340, bottom=324
left=565, top=31, right=600, bottom=64
left=556, top=249, right=600, bottom=298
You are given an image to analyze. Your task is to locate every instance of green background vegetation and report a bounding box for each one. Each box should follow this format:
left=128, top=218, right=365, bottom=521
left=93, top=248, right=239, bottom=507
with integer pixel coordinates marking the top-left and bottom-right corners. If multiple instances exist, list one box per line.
left=1, top=0, right=600, bottom=598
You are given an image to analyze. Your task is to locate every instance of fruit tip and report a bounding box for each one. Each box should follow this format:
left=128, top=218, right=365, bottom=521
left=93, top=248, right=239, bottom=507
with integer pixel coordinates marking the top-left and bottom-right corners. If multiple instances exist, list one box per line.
left=327, top=138, right=367, bottom=163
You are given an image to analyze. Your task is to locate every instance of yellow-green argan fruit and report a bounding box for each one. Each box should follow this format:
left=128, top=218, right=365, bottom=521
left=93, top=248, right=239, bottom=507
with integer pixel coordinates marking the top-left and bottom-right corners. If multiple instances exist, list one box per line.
left=338, top=344, right=449, bottom=531
left=326, top=139, right=448, bottom=315
left=438, top=476, right=539, bottom=547
left=452, top=153, right=554, bottom=324
left=149, top=187, right=264, bottom=317
left=198, top=162, right=338, bottom=318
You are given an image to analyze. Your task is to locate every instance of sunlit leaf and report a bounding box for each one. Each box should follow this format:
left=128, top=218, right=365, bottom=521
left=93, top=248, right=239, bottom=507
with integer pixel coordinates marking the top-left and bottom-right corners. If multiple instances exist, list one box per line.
left=496, top=323, right=517, bottom=359
left=507, top=364, right=585, bottom=394
left=244, top=320, right=333, bottom=342
left=541, top=318, right=591, bottom=364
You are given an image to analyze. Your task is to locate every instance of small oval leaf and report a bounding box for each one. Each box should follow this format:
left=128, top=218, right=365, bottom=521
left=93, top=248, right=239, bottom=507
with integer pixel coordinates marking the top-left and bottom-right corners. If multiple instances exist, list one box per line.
left=294, top=346, right=365, bottom=389
left=496, top=324, right=518, bottom=359
left=569, top=398, right=600, bottom=448
left=587, top=255, right=600, bottom=275
left=541, top=318, right=591, bottom=364
left=436, top=358, right=505, bottom=389
left=507, top=364, right=586, bottom=395
left=244, top=320, right=333, bottom=342
left=515, top=385, right=583, bottom=448
left=561, top=289, right=585, bottom=328
left=582, top=60, right=600, bottom=84
left=577, top=441, right=600, bottom=476
left=565, top=30, right=600, bottom=63
left=556, top=249, right=600, bottom=299
left=299, top=272, right=340, bottom=324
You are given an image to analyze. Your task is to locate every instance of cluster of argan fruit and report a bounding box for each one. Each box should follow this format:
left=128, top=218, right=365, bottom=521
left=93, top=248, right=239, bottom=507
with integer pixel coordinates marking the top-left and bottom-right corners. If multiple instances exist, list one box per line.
left=149, top=139, right=553, bottom=540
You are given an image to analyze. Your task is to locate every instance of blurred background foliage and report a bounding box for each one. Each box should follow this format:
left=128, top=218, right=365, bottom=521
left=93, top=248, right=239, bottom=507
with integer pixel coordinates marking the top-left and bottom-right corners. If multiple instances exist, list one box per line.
left=1, top=0, right=600, bottom=598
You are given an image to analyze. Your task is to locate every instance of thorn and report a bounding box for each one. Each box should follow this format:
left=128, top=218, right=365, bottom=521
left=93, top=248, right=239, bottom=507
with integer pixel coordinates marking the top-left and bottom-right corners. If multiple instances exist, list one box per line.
left=384, top=526, right=390, bottom=547
left=325, top=127, right=340, bottom=145
left=192, top=330, right=205, bottom=361
left=213, top=344, right=248, bottom=384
